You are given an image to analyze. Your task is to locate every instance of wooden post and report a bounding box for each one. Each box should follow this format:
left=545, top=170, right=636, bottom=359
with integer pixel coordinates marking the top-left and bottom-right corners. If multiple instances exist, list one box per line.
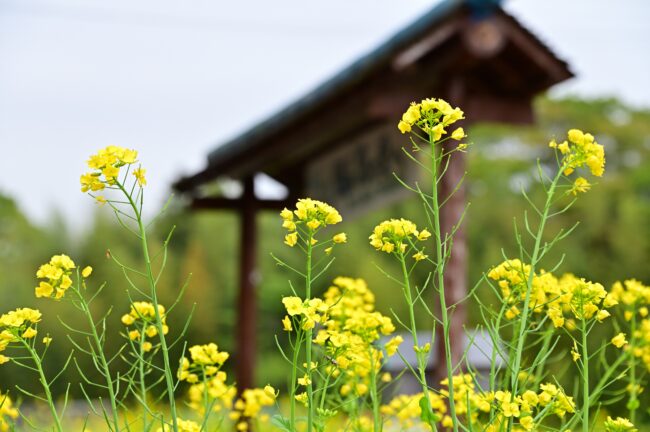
left=435, top=83, right=468, bottom=381
left=235, top=176, right=257, bottom=391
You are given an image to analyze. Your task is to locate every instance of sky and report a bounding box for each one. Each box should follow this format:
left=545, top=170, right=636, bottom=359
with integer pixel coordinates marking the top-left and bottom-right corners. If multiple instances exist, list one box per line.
left=1, top=0, right=649, bottom=229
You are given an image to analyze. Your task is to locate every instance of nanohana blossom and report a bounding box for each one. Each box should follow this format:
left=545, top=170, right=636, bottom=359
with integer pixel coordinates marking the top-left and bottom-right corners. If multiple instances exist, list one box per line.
left=397, top=97, right=464, bottom=140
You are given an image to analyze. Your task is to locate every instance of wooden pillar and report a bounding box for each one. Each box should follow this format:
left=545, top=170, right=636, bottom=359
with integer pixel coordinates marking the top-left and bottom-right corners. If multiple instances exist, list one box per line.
left=435, top=83, right=468, bottom=380
left=235, top=176, right=257, bottom=391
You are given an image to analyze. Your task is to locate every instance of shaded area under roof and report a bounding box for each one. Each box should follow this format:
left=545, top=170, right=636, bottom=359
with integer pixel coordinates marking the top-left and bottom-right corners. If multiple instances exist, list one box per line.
left=174, top=0, right=572, bottom=194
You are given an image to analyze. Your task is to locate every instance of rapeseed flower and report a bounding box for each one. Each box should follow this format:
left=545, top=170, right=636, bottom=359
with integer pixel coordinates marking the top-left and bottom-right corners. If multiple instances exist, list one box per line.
left=81, top=146, right=144, bottom=203
left=121, top=302, right=169, bottom=349
left=156, top=418, right=200, bottom=432
left=549, top=129, right=605, bottom=178
left=0, top=392, right=19, bottom=431
left=369, top=219, right=428, bottom=260
left=280, top=198, right=343, bottom=248
left=604, top=416, right=638, bottom=431
left=612, top=333, right=628, bottom=348
left=35, top=254, right=77, bottom=299
left=397, top=98, right=465, bottom=140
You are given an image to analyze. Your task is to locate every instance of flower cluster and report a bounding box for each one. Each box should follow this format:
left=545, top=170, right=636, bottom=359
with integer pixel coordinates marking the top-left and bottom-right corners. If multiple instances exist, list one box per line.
left=156, top=418, right=201, bottom=432
left=313, top=277, right=401, bottom=397
left=382, top=375, right=574, bottom=431
left=0, top=392, right=19, bottom=431
left=121, top=302, right=169, bottom=350
left=34, top=254, right=81, bottom=300
left=178, top=343, right=230, bottom=384
left=280, top=198, right=343, bottom=247
left=397, top=97, right=465, bottom=139
left=0, top=308, right=42, bottom=364
left=369, top=218, right=430, bottom=258
left=488, top=260, right=615, bottom=328
left=282, top=296, right=328, bottom=331
left=229, top=386, right=277, bottom=431
left=549, top=128, right=605, bottom=179
left=610, top=279, right=650, bottom=321
left=80, top=145, right=144, bottom=203
left=381, top=391, right=447, bottom=429
left=604, top=416, right=637, bottom=432
left=187, top=372, right=236, bottom=414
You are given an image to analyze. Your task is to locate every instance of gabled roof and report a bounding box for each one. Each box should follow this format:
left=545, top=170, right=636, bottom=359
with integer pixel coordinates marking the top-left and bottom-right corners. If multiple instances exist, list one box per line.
left=174, top=0, right=572, bottom=194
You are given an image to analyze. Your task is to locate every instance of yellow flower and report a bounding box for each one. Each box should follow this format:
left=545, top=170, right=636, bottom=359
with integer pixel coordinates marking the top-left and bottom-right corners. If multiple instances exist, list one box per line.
left=297, top=374, right=311, bottom=386
left=295, top=392, right=308, bottom=406
left=413, top=251, right=427, bottom=261
left=604, top=416, right=637, bottom=432
left=35, top=255, right=77, bottom=300
left=102, top=165, right=120, bottom=181
left=520, top=416, right=535, bottom=430
left=333, top=233, right=347, bottom=244
left=596, top=309, right=610, bottom=322
left=133, top=168, right=147, bottom=186
left=397, top=120, right=411, bottom=134
left=571, top=348, right=580, bottom=362
left=570, top=177, right=591, bottom=195
left=612, top=333, right=627, bottom=348
left=35, top=282, right=54, bottom=298
left=282, top=316, right=292, bottom=332
left=284, top=232, right=298, bottom=247
left=82, top=266, right=93, bottom=278
left=22, top=327, right=37, bottom=339
left=43, top=336, right=52, bottom=345
left=282, top=297, right=303, bottom=316
left=95, top=195, right=107, bottom=205
left=264, top=385, right=277, bottom=399
left=451, top=127, right=465, bottom=141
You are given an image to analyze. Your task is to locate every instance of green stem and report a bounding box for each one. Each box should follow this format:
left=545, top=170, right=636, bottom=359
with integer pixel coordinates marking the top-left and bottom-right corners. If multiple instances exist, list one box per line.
left=74, top=286, right=121, bottom=432
left=629, top=312, right=637, bottom=423
left=368, top=350, right=381, bottom=432
left=305, top=238, right=314, bottom=432
left=139, top=334, right=149, bottom=432
left=118, top=181, right=178, bottom=432
left=399, top=254, right=436, bottom=430
left=581, top=317, right=589, bottom=432
left=508, top=169, right=563, bottom=413
left=200, top=367, right=211, bottom=431
left=430, top=137, right=457, bottom=431
left=289, top=331, right=300, bottom=430
left=21, top=338, right=63, bottom=432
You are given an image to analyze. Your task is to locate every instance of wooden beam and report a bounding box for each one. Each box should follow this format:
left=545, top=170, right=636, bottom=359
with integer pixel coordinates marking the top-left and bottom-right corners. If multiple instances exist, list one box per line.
left=191, top=196, right=293, bottom=211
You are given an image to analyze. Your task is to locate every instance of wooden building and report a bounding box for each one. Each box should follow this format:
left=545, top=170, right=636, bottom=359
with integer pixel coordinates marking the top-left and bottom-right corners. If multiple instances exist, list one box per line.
left=173, top=0, right=572, bottom=391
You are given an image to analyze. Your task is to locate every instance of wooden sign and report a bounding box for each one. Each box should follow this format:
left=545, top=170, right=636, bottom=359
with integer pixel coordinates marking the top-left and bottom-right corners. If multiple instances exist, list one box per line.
left=306, top=122, right=420, bottom=219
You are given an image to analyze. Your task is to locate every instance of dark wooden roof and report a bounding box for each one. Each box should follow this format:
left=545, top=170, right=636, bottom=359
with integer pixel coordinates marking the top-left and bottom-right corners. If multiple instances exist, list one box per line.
left=174, top=0, right=572, bottom=194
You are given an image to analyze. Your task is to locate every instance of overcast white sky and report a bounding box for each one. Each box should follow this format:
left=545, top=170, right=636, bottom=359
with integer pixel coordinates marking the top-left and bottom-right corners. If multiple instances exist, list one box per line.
left=1, top=0, right=649, bottom=229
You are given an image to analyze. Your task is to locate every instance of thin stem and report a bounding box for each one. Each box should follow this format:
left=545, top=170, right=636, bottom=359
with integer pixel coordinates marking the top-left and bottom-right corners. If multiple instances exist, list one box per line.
left=305, top=237, right=314, bottom=432
left=139, top=335, right=149, bottom=432
left=289, top=329, right=300, bottom=430
left=20, top=337, right=63, bottom=432
left=117, top=181, right=179, bottom=432
left=509, top=169, right=563, bottom=408
left=399, top=254, right=436, bottom=430
left=74, top=284, right=121, bottom=432
left=429, top=136, right=457, bottom=431
left=629, top=312, right=637, bottom=423
left=581, top=317, right=589, bottom=432
left=368, top=349, right=382, bottom=432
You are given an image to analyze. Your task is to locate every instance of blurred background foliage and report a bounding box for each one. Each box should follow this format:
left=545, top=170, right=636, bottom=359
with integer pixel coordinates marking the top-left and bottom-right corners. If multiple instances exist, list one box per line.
left=1, top=96, right=648, bottom=407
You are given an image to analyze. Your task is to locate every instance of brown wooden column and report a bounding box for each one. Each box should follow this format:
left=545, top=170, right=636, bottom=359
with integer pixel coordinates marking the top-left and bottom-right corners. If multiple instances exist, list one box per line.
left=435, top=83, right=468, bottom=381
left=235, top=176, right=257, bottom=391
